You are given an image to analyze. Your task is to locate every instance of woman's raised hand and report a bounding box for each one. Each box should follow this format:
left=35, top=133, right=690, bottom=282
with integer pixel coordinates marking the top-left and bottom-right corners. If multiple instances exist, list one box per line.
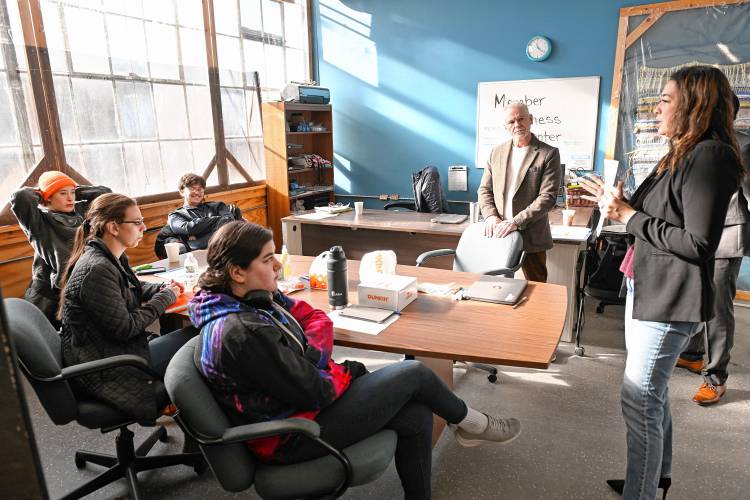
left=578, top=174, right=607, bottom=203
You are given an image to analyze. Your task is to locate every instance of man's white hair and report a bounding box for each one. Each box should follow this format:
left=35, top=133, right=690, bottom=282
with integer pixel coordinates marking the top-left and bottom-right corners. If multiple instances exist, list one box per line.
left=504, top=101, right=530, bottom=116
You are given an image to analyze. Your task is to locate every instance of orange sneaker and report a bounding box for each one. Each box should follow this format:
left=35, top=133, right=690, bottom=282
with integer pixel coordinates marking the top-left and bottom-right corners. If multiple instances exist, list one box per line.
left=676, top=357, right=704, bottom=374
left=692, top=382, right=726, bottom=406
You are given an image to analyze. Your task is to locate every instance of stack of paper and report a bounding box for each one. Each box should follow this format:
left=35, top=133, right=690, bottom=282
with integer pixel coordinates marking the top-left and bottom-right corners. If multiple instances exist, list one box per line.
left=314, top=203, right=351, bottom=214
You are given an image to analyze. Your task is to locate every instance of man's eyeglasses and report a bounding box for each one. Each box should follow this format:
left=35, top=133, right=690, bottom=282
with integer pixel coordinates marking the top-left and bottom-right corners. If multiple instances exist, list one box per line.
left=120, top=219, right=145, bottom=226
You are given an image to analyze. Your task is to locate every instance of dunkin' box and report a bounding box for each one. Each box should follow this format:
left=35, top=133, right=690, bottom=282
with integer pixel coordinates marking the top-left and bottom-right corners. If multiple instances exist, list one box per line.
left=358, top=275, right=418, bottom=312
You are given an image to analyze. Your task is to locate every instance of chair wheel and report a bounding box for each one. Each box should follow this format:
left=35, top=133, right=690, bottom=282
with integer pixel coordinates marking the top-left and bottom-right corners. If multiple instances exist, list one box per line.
left=574, top=347, right=585, bottom=356
left=157, top=426, right=169, bottom=443
left=596, top=304, right=605, bottom=314
left=487, top=374, right=498, bottom=383
left=74, top=452, right=86, bottom=469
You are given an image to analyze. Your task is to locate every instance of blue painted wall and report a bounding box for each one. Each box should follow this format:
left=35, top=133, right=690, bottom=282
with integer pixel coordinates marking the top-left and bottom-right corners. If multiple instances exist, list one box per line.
left=312, top=0, right=645, bottom=208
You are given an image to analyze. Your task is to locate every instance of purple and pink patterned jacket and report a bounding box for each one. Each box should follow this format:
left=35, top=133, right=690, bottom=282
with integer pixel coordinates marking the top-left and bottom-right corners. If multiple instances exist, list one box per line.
left=188, top=289, right=351, bottom=460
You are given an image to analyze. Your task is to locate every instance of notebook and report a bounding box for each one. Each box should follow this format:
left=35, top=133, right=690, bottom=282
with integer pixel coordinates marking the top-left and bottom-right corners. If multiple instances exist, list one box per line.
left=464, top=276, right=528, bottom=305
left=339, top=305, right=395, bottom=323
left=431, top=214, right=468, bottom=224
left=165, top=292, right=194, bottom=314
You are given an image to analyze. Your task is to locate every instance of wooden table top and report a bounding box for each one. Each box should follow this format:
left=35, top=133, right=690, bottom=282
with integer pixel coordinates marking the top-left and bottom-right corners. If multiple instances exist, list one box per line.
left=283, top=209, right=469, bottom=236
left=283, top=207, right=595, bottom=238
left=144, top=252, right=567, bottom=369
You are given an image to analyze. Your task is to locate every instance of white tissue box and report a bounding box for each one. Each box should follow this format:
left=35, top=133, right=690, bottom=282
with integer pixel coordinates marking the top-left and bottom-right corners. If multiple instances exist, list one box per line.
left=358, top=275, right=418, bottom=312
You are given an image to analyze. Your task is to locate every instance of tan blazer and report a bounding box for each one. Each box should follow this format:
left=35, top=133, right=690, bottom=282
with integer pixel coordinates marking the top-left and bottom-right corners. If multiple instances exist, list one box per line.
left=477, top=135, right=562, bottom=253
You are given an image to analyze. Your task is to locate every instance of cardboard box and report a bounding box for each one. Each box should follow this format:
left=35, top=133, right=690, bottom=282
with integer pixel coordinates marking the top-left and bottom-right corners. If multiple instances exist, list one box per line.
left=358, top=275, right=418, bottom=312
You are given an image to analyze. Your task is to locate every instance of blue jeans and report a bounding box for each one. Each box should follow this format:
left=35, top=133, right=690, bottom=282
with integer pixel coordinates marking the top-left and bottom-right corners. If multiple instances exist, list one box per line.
left=275, top=360, right=469, bottom=500
left=622, top=279, right=700, bottom=499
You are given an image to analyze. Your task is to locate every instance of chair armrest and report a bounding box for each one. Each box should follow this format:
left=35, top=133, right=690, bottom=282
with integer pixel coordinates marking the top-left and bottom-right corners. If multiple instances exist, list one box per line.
left=485, top=250, right=526, bottom=277
left=220, top=417, right=320, bottom=444
left=383, top=201, right=416, bottom=211
left=416, top=249, right=455, bottom=267
left=56, top=354, right=160, bottom=382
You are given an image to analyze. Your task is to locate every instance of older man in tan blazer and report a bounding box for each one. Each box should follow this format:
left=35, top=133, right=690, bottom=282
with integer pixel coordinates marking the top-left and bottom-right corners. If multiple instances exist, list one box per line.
left=477, top=102, right=562, bottom=282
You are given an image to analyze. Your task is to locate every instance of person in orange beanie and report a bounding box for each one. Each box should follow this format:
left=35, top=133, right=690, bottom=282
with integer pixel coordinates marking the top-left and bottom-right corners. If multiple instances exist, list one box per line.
left=11, top=171, right=111, bottom=326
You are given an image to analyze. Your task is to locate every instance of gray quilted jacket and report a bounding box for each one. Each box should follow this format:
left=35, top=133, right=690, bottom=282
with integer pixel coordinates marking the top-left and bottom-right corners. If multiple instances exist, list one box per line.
left=60, top=238, right=175, bottom=423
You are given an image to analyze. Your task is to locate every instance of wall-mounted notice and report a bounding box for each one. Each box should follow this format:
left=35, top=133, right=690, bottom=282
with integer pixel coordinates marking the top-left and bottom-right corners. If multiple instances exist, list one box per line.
left=476, top=76, right=600, bottom=170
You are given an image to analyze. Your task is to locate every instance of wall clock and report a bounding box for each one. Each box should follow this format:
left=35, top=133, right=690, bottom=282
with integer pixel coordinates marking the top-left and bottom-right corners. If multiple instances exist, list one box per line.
left=526, top=36, right=552, bottom=62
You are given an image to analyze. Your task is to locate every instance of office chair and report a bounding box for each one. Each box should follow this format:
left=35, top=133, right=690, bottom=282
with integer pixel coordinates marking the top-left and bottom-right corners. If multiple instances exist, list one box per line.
left=164, top=337, right=398, bottom=499
left=383, top=165, right=450, bottom=213
left=5, top=298, right=204, bottom=500
left=416, top=222, right=526, bottom=383
left=573, top=218, right=627, bottom=356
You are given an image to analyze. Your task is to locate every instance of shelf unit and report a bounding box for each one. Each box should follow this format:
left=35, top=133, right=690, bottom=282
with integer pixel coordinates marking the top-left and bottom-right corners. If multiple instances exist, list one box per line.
left=263, top=101, right=334, bottom=249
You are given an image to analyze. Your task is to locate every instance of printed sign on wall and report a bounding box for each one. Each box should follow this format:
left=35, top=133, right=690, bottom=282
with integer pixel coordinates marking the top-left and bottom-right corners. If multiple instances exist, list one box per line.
left=476, top=76, right=600, bottom=170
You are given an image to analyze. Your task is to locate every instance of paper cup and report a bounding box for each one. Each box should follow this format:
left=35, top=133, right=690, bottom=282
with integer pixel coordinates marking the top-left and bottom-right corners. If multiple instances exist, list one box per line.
left=354, top=201, right=364, bottom=216
left=469, top=202, right=479, bottom=223
left=562, top=209, right=576, bottom=226
left=164, top=242, right=181, bottom=262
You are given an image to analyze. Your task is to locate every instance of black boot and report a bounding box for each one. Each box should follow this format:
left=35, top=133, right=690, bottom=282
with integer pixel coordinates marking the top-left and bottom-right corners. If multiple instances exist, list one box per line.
left=606, top=477, right=671, bottom=499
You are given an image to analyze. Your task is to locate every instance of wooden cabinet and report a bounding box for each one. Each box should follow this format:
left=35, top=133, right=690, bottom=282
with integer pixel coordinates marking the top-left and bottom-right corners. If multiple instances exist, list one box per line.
left=262, top=101, right=334, bottom=249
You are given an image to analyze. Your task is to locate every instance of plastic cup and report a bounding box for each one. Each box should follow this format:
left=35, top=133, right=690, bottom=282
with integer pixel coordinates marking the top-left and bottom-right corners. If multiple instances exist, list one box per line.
left=164, top=242, right=181, bottom=262
left=469, top=202, right=479, bottom=223
left=354, top=201, right=364, bottom=216
left=562, top=209, right=576, bottom=226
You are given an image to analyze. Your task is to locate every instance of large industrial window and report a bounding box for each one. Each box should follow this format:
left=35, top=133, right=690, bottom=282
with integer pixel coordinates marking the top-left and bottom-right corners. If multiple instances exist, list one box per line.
left=0, top=0, right=43, bottom=205
left=0, top=0, right=310, bottom=208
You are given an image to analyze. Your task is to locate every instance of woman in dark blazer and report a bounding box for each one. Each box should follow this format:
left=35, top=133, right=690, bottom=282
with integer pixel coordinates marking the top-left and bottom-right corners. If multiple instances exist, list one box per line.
left=581, top=66, right=743, bottom=499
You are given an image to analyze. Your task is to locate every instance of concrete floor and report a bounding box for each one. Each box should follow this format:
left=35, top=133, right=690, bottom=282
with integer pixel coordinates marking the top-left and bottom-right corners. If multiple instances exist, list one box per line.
left=26, top=298, right=750, bottom=499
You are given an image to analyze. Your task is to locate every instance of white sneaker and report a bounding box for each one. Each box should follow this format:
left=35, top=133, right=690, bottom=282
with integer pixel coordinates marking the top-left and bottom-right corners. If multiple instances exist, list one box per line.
left=454, top=414, right=521, bottom=447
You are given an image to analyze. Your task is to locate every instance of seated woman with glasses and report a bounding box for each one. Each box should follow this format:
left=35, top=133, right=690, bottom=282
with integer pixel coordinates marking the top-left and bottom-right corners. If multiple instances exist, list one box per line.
left=59, top=193, right=196, bottom=423
left=189, top=220, right=521, bottom=499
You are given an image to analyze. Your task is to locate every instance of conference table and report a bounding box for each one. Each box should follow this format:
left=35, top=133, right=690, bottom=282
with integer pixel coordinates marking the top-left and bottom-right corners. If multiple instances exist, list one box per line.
left=281, top=207, right=592, bottom=342
left=145, top=251, right=567, bottom=443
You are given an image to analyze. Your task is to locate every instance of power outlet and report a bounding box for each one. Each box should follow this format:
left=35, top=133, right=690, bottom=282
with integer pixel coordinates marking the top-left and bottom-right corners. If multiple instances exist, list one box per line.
left=388, top=194, right=400, bottom=200
left=378, top=194, right=388, bottom=201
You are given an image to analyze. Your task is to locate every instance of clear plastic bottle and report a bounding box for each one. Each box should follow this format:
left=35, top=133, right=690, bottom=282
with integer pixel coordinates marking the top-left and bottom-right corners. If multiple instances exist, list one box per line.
left=183, top=252, right=199, bottom=290
left=279, top=244, right=291, bottom=280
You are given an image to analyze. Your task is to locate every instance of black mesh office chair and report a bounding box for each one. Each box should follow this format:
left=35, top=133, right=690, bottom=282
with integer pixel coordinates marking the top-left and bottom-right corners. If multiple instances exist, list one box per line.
left=164, top=337, right=398, bottom=499
left=5, top=298, right=204, bottom=500
left=383, top=165, right=450, bottom=213
left=573, top=220, right=627, bottom=356
left=416, top=223, right=526, bottom=383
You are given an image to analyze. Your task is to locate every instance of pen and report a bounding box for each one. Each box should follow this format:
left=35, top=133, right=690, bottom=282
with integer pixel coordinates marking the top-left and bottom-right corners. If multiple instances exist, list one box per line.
left=512, top=296, right=528, bottom=309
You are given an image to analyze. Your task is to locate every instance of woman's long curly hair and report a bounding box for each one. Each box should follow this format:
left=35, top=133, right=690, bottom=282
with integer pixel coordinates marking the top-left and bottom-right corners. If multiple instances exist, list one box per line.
left=657, top=65, right=744, bottom=180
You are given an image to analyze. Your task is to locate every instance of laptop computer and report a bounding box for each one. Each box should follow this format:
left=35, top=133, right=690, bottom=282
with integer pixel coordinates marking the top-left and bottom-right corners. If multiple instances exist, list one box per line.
left=432, top=213, right=468, bottom=224
left=464, top=275, right=528, bottom=305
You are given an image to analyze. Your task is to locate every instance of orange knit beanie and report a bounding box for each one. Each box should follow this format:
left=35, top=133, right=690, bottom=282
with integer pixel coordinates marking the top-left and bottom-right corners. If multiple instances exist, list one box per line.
left=38, top=171, right=77, bottom=201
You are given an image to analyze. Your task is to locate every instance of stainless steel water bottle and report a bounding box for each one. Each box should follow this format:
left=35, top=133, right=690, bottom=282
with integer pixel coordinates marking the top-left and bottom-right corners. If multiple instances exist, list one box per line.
left=327, top=246, right=348, bottom=309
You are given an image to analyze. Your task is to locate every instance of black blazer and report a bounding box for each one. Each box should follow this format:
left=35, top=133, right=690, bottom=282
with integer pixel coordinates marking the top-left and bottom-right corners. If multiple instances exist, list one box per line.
left=627, top=140, right=740, bottom=323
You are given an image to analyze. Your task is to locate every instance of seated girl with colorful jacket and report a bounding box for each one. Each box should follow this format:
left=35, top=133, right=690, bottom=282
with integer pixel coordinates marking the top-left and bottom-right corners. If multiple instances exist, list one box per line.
left=190, top=221, right=523, bottom=499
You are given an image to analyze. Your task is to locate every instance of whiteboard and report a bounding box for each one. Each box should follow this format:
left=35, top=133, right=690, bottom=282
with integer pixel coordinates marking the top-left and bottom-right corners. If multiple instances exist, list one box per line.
left=476, top=76, right=600, bottom=170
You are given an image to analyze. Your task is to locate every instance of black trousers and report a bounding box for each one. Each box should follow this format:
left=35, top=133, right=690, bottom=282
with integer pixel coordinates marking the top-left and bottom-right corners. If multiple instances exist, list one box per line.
left=275, top=361, right=469, bottom=500
left=681, top=257, right=742, bottom=385
left=522, top=250, right=548, bottom=283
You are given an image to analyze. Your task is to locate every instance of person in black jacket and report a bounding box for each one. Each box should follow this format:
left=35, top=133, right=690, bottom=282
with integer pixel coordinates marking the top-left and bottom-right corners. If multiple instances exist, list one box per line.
left=580, top=66, right=743, bottom=500
left=676, top=94, right=750, bottom=405
left=162, top=173, right=242, bottom=255
left=59, top=193, right=196, bottom=423
left=11, top=171, right=111, bottom=326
